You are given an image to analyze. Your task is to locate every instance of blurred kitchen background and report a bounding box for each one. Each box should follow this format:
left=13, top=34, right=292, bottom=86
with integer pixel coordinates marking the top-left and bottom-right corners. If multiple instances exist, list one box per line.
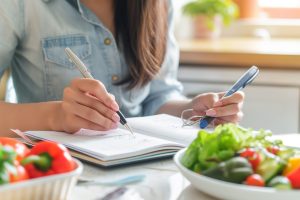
left=2, top=0, right=300, bottom=134
left=173, top=0, right=300, bottom=134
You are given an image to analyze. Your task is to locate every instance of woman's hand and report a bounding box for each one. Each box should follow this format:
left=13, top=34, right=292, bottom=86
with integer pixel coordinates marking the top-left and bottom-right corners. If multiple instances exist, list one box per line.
left=190, top=91, right=244, bottom=126
left=56, top=78, right=120, bottom=133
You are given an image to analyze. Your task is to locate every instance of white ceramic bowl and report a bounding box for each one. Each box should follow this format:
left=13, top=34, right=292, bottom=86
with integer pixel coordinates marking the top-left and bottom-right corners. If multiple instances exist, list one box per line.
left=174, top=148, right=300, bottom=200
left=0, top=159, right=83, bottom=200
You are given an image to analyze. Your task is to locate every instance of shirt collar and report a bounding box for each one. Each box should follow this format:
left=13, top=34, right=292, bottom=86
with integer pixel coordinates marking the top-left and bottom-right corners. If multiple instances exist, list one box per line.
left=74, top=0, right=106, bottom=28
left=41, top=0, right=79, bottom=9
left=66, top=0, right=80, bottom=10
left=42, top=0, right=108, bottom=32
left=63, top=0, right=93, bottom=24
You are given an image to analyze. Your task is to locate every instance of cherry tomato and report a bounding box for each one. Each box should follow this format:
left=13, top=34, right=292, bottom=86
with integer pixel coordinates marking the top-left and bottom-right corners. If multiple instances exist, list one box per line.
left=245, top=174, right=265, bottom=187
left=240, top=148, right=262, bottom=171
left=267, top=146, right=280, bottom=155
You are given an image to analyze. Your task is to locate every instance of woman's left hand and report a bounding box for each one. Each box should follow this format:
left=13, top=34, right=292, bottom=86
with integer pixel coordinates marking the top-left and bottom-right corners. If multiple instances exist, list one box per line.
left=190, top=91, right=244, bottom=126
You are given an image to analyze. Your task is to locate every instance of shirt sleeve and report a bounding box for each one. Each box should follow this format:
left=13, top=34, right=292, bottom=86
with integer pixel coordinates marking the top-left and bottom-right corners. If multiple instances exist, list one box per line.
left=142, top=0, right=187, bottom=116
left=0, top=0, right=24, bottom=76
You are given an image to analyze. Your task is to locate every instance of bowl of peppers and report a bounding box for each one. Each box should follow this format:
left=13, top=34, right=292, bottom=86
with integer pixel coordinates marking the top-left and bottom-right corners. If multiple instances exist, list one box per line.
left=0, top=137, right=83, bottom=200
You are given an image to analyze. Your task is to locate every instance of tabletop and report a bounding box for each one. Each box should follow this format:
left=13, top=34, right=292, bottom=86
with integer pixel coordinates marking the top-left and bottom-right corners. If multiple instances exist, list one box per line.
left=71, top=158, right=216, bottom=200
left=179, top=37, right=300, bottom=69
left=70, top=133, right=300, bottom=200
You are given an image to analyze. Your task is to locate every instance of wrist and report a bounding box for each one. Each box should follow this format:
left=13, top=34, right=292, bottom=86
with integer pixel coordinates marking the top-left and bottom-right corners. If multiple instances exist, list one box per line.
left=185, top=98, right=193, bottom=110
left=48, top=101, right=63, bottom=131
left=157, top=99, right=192, bottom=117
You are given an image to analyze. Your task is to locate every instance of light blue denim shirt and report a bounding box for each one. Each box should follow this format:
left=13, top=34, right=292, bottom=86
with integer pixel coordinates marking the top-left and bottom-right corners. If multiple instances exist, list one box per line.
left=0, top=0, right=185, bottom=117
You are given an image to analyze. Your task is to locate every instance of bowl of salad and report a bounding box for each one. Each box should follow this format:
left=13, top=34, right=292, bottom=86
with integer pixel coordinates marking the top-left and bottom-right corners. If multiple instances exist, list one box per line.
left=174, top=124, right=300, bottom=200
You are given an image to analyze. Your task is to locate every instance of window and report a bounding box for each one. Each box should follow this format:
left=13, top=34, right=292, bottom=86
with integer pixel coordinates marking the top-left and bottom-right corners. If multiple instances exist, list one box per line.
left=259, top=0, right=300, bottom=19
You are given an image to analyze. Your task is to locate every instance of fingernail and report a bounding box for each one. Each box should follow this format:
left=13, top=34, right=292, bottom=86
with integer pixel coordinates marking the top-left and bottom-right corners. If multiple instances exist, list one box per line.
left=112, top=113, right=120, bottom=122
left=214, top=101, right=222, bottom=107
left=110, top=94, right=115, bottom=100
left=111, top=101, right=119, bottom=111
left=206, top=109, right=216, bottom=116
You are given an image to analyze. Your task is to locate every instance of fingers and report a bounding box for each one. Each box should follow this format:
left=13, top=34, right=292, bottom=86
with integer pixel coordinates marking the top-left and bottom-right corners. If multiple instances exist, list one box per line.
left=205, top=91, right=244, bottom=117
left=62, top=114, right=112, bottom=133
left=191, top=91, right=245, bottom=126
left=192, top=93, right=219, bottom=114
left=206, top=92, right=244, bottom=126
left=206, top=104, right=241, bottom=118
left=60, top=78, right=121, bottom=133
left=70, top=78, right=119, bottom=111
left=213, top=112, right=244, bottom=126
left=214, top=91, right=244, bottom=107
left=63, top=101, right=118, bottom=130
left=217, top=92, right=226, bottom=99
left=64, top=87, right=120, bottom=123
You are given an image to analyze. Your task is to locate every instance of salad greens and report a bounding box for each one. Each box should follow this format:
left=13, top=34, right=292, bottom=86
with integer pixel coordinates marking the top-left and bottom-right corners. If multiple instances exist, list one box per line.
left=182, top=123, right=281, bottom=171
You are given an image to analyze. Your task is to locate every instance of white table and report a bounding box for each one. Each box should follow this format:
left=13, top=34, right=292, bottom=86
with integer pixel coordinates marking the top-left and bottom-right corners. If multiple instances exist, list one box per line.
left=71, top=158, right=216, bottom=200
left=70, top=134, right=300, bottom=200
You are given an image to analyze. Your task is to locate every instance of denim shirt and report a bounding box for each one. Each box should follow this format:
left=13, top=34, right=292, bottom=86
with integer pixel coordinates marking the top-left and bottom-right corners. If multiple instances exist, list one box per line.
left=0, top=0, right=185, bottom=117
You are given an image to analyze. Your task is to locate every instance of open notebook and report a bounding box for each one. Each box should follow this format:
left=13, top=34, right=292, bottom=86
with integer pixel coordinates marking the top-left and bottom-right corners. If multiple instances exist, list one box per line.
left=25, top=114, right=201, bottom=167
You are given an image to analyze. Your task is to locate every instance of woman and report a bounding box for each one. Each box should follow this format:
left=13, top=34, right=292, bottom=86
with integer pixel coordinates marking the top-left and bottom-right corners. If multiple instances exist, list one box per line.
left=0, top=0, right=243, bottom=136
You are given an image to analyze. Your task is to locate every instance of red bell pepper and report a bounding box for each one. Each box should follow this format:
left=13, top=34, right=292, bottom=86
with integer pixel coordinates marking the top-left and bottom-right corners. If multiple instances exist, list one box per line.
left=21, top=141, right=75, bottom=178
left=286, top=167, right=300, bottom=189
left=0, top=138, right=29, bottom=185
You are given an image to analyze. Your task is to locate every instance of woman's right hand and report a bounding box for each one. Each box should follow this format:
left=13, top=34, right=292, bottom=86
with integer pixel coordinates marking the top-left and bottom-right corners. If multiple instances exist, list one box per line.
left=56, top=78, right=120, bottom=133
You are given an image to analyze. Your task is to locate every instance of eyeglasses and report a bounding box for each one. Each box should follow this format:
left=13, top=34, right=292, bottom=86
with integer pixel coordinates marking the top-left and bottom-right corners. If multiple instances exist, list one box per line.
left=181, top=109, right=205, bottom=127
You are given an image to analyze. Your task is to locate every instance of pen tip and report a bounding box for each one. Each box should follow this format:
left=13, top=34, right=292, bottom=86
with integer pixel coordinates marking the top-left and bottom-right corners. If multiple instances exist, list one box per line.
left=125, top=124, right=134, bottom=135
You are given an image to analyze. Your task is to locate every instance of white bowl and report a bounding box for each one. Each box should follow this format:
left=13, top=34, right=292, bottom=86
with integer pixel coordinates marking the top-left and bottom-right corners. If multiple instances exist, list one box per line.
left=174, top=148, right=300, bottom=200
left=0, top=159, right=83, bottom=200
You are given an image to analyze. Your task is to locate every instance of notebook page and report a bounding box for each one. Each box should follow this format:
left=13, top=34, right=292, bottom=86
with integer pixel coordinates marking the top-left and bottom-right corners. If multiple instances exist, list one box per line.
left=74, top=128, right=126, bottom=136
left=128, top=114, right=212, bottom=146
left=25, top=128, right=183, bottom=161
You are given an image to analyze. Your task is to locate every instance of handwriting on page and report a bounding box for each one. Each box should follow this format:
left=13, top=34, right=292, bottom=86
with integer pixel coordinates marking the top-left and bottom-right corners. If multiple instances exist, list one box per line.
left=75, top=129, right=125, bottom=137
left=72, top=131, right=169, bottom=157
left=74, top=128, right=141, bottom=142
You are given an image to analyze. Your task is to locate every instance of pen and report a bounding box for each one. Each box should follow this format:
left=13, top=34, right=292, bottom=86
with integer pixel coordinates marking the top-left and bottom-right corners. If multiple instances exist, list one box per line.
left=64, top=47, right=134, bottom=135
left=199, top=66, right=260, bottom=129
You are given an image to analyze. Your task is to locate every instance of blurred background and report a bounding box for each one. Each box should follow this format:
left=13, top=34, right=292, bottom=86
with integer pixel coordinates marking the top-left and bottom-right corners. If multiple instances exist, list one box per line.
left=173, top=0, right=300, bottom=134
left=174, top=0, right=300, bottom=39
left=2, top=0, right=300, bottom=134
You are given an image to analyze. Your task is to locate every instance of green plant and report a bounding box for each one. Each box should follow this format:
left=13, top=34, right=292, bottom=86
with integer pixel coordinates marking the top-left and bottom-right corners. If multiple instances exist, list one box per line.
left=183, top=0, right=239, bottom=29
